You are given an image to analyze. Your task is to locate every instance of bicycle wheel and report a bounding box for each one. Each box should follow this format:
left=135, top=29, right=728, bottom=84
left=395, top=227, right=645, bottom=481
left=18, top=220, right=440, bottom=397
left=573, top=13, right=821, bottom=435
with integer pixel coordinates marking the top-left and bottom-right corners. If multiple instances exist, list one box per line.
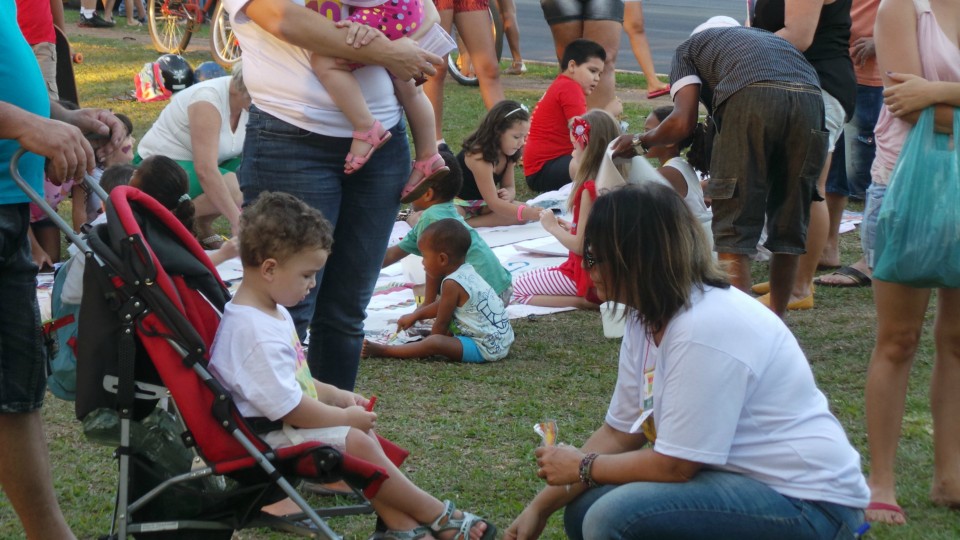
left=447, top=1, right=504, bottom=87
left=210, top=1, right=241, bottom=68
left=148, top=0, right=195, bottom=54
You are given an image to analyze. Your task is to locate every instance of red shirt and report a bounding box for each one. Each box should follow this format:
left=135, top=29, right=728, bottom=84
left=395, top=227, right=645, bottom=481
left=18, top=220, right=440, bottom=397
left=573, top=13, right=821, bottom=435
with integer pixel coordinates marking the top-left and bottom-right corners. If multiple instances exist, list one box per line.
left=523, top=75, right=587, bottom=177
left=16, top=0, right=55, bottom=45
left=556, top=180, right=598, bottom=300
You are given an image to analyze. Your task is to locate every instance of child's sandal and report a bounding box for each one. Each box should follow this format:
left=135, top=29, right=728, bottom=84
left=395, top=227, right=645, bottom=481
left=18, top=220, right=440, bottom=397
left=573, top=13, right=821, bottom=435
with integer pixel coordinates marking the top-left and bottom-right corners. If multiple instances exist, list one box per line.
left=399, top=153, right=450, bottom=203
left=425, top=500, right=497, bottom=540
left=378, top=526, right=432, bottom=539
left=345, top=120, right=393, bottom=175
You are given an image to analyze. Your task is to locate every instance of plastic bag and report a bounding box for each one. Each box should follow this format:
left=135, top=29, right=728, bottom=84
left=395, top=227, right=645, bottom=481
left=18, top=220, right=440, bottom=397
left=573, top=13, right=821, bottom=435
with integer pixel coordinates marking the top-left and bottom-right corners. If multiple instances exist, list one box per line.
left=873, top=107, right=960, bottom=288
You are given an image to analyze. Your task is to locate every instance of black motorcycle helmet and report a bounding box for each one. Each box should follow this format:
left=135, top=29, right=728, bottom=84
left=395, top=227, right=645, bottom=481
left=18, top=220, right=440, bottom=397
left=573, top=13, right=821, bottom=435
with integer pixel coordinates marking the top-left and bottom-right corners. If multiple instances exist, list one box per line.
left=156, top=54, right=194, bottom=92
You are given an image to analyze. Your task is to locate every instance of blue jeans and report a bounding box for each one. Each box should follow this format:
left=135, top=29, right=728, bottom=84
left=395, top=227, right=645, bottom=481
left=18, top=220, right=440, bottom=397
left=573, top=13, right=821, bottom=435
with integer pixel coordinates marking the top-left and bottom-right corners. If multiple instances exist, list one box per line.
left=827, top=85, right=883, bottom=199
left=0, top=204, right=45, bottom=413
left=861, top=181, right=887, bottom=269
left=564, top=470, right=864, bottom=540
left=239, top=106, right=409, bottom=390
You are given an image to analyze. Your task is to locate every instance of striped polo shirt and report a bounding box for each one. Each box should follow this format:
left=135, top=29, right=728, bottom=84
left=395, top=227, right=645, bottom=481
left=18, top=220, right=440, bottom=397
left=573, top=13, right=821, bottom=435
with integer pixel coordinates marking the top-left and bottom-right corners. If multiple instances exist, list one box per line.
left=669, top=27, right=821, bottom=114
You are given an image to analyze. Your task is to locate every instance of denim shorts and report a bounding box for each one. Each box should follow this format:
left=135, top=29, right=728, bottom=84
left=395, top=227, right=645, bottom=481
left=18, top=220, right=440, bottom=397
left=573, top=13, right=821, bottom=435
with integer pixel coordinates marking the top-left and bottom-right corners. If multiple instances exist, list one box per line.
left=540, top=0, right=624, bottom=25
left=0, top=204, right=46, bottom=413
left=827, top=85, right=883, bottom=199
left=861, top=178, right=888, bottom=269
left=708, top=82, right=828, bottom=255
left=565, top=469, right=865, bottom=540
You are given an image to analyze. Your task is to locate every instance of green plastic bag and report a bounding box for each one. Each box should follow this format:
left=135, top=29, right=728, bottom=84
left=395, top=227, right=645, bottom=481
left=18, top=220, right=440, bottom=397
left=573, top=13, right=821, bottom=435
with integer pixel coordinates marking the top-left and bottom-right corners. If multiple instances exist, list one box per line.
left=873, top=107, right=960, bottom=288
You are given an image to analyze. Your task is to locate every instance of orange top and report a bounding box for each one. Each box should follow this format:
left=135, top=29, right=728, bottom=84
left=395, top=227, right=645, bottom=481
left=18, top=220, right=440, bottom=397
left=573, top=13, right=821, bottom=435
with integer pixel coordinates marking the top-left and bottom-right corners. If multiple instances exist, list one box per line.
left=850, top=0, right=882, bottom=86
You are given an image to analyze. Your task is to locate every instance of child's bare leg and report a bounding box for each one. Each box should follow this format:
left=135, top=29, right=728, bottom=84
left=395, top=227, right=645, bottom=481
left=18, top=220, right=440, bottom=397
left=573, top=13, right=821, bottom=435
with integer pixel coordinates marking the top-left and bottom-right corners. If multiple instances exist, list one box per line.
left=463, top=207, right=524, bottom=228
left=310, top=53, right=378, bottom=162
left=346, top=429, right=490, bottom=539
left=395, top=80, right=438, bottom=163
left=526, top=295, right=599, bottom=310
left=362, top=335, right=463, bottom=361
left=396, top=79, right=449, bottom=197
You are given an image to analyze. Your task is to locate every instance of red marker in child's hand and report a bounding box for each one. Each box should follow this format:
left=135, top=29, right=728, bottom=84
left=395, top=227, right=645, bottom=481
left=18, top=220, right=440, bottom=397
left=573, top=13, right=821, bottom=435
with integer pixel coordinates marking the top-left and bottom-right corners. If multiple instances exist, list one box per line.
left=365, top=395, right=378, bottom=412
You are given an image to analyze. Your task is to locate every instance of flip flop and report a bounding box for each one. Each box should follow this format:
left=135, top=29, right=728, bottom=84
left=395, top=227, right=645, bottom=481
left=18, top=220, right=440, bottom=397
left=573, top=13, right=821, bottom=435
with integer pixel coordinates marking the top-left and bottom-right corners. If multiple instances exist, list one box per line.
left=865, top=501, right=906, bottom=524
left=813, top=266, right=872, bottom=288
left=646, top=85, right=671, bottom=99
left=817, top=263, right=841, bottom=271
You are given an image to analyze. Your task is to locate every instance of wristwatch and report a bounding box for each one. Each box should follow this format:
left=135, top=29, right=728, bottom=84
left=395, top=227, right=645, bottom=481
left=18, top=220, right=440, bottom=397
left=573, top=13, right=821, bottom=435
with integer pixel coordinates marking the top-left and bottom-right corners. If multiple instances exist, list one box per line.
left=631, top=134, right=649, bottom=155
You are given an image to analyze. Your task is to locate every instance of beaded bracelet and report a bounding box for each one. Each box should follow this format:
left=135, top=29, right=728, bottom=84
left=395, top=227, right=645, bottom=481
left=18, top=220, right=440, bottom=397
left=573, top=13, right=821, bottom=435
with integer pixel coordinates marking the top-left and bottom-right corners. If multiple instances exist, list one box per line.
left=579, top=452, right=599, bottom=488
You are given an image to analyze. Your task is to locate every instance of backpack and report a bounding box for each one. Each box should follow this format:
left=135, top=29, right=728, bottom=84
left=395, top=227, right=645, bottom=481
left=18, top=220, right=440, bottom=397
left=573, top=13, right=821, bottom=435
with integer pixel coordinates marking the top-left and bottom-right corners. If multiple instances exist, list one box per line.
left=44, top=257, right=82, bottom=400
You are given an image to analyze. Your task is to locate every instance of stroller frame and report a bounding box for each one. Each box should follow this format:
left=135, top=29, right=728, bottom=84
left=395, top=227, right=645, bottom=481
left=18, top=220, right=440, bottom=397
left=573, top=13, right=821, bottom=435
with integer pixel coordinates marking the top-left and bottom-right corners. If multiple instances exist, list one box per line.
left=11, top=150, right=401, bottom=539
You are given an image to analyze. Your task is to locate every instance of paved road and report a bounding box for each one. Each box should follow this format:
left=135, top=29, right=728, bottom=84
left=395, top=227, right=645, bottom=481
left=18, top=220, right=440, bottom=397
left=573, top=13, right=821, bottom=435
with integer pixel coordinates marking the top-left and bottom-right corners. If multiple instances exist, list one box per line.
left=513, top=0, right=745, bottom=73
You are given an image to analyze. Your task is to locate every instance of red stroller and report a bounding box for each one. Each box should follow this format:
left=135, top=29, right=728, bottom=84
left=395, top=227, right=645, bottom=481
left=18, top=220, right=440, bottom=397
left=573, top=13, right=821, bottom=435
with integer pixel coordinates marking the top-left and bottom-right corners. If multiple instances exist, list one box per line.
left=12, top=149, right=406, bottom=539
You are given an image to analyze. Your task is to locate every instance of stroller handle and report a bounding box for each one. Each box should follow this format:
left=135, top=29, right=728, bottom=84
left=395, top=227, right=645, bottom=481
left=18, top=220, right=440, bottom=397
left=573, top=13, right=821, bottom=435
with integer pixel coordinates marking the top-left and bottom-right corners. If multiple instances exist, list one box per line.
left=9, top=147, right=110, bottom=256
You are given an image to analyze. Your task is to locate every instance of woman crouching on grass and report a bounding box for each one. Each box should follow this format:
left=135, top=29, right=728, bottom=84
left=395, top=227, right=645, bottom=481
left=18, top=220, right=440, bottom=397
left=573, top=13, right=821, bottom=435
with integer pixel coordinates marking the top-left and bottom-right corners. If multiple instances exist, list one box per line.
left=506, top=183, right=869, bottom=540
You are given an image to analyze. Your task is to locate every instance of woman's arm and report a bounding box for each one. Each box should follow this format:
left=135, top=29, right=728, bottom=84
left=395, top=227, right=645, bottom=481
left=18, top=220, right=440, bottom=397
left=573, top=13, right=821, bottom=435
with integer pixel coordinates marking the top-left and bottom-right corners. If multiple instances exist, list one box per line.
left=188, top=101, right=242, bottom=232
left=775, top=0, right=827, bottom=52
left=883, top=74, right=960, bottom=133
left=242, top=0, right=440, bottom=81
left=505, top=423, right=647, bottom=540
left=871, top=0, right=958, bottom=130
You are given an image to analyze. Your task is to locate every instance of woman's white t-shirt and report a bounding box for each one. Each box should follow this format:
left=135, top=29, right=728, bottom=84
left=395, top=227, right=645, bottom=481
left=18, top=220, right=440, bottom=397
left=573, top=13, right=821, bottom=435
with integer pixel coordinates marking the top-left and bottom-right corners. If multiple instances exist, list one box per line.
left=137, top=77, right=248, bottom=163
left=605, top=286, right=870, bottom=508
left=222, top=0, right=402, bottom=137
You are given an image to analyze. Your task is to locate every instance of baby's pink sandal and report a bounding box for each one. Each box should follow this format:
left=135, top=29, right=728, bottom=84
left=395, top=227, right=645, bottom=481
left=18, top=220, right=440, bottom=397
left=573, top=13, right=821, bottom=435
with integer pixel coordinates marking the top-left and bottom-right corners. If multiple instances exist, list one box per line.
left=345, top=120, right=393, bottom=175
left=400, top=153, right=450, bottom=203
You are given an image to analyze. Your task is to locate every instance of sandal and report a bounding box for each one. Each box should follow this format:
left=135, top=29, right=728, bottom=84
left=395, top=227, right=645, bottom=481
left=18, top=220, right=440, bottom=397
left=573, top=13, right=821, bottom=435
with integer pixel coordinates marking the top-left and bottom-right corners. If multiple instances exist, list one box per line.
left=503, top=61, right=527, bottom=75
left=425, top=500, right=497, bottom=540
left=199, top=234, right=225, bottom=250
left=400, top=153, right=450, bottom=204
left=375, top=526, right=432, bottom=539
left=345, top=120, right=393, bottom=175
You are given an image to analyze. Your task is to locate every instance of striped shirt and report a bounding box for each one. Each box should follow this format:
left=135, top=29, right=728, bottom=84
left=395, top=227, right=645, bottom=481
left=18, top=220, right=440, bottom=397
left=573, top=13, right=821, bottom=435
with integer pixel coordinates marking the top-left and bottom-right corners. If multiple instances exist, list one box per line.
left=669, top=27, right=821, bottom=114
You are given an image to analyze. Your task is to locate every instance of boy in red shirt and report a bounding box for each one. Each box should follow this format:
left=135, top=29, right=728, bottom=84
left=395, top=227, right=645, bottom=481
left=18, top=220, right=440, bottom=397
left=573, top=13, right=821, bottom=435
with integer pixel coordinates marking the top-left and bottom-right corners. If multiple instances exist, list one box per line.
left=523, top=39, right=606, bottom=193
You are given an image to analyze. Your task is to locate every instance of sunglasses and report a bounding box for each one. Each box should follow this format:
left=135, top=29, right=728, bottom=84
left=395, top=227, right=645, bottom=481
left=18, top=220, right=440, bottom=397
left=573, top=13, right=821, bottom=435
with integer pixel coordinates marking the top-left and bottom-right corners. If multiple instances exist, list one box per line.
left=505, top=103, right=529, bottom=118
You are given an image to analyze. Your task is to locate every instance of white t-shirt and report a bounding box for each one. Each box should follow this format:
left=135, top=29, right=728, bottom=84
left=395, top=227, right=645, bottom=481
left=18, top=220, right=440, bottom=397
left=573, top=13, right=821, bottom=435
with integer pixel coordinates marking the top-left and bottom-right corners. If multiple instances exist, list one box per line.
left=60, top=212, right=108, bottom=305
left=209, top=302, right=316, bottom=420
left=223, top=0, right=402, bottom=137
left=605, top=286, right=870, bottom=508
left=137, top=77, right=248, bottom=163
left=663, top=156, right=712, bottom=226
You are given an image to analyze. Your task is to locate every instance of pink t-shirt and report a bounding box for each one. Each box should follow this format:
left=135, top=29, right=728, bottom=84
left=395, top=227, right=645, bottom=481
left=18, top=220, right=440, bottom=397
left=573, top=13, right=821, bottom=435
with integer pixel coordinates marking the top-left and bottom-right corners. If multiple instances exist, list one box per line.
left=872, top=0, right=960, bottom=181
left=849, top=0, right=881, bottom=87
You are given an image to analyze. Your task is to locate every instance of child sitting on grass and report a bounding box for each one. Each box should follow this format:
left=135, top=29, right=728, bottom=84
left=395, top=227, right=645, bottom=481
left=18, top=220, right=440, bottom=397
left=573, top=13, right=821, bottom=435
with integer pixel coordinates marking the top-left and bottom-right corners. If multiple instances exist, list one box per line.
left=383, top=152, right=512, bottom=306
left=209, top=192, right=496, bottom=540
left=364, top=218, right=514, bottom=363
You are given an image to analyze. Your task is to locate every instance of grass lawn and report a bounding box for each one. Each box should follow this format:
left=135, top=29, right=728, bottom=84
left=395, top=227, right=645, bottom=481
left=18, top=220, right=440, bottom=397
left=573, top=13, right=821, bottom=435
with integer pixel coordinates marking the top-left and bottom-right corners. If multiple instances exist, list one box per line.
left=0, top=32, right=954, bottom=540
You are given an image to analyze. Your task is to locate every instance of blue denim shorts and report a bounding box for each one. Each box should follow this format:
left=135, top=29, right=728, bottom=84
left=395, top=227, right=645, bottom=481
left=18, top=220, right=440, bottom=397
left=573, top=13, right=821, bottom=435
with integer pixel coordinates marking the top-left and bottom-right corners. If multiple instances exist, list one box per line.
left=708, top=82, right=828, bottom=255
left=861, top=180, right=887, bottom=269
left=0, top=204, right=46, bottom=413
left=456, top=335, right=485, bottom=363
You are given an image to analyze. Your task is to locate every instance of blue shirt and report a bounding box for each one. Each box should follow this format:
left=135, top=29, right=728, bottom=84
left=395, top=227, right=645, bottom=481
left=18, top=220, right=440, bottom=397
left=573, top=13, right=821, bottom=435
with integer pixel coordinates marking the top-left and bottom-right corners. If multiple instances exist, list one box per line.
left=1, top=0, right=50, bottom=204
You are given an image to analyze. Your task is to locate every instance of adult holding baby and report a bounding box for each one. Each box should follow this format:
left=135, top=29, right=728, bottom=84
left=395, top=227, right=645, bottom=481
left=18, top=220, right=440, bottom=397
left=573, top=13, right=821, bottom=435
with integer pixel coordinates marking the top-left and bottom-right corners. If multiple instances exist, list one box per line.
left=223, top=0, right=442, bottom=390
left=136, top=63, right=250, bottom=248
left=506, top=184, right=869, bottom=540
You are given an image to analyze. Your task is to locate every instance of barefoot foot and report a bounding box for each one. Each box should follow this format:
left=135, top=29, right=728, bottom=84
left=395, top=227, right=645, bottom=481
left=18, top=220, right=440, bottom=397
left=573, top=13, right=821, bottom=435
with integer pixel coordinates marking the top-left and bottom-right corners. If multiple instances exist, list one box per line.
left=361, top=339, right=386, bottom=358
